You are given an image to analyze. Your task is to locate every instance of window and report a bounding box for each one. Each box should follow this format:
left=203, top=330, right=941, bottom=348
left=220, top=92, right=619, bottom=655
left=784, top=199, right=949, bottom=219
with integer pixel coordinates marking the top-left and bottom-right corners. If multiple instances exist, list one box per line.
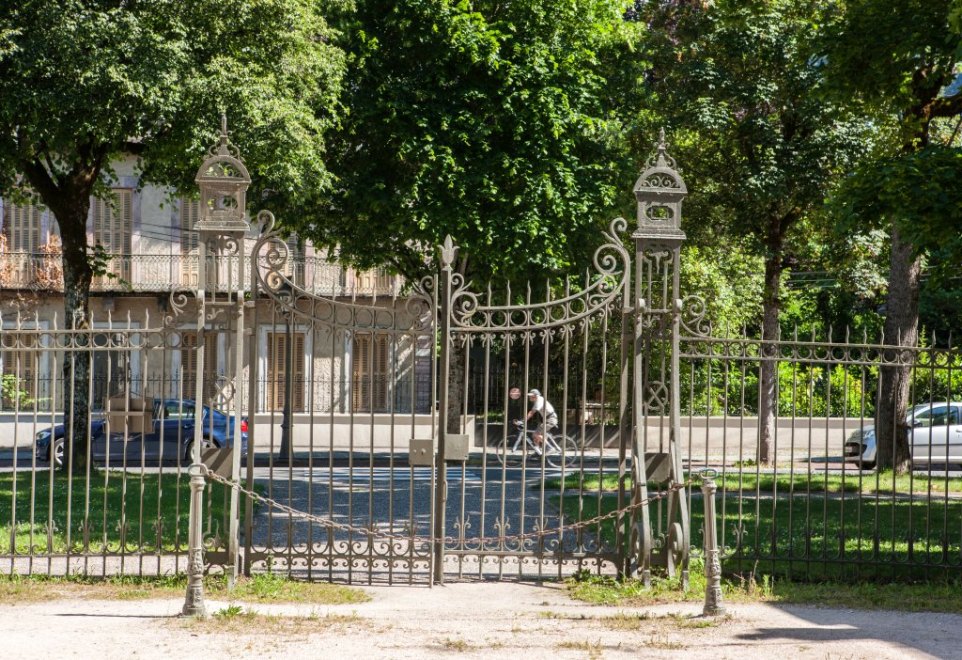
left=156, top=400, right=195, bottom=420
left=266, top=332, right=305, bottom=412
left=1, top=334, right=37, bottom=411
left=180, top=198, right=200, bottom=286
left=352, top=333, right=390, bottom=412
left=916, top=406, right=951, bottom=427
left=91, top=189, right=132, bottom=282
left=1, top=201, right=43, bottom=253
left=354, top=268, right=394, bottom=295
left=180, top=332, right=218, bottom=401
left=285, top=236, right=305, bottom=285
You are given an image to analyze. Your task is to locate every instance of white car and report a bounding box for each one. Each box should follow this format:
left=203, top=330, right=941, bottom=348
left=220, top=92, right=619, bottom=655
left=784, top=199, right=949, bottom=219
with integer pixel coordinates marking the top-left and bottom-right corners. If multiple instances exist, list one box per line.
left=844, top=402, right=962, bottom=469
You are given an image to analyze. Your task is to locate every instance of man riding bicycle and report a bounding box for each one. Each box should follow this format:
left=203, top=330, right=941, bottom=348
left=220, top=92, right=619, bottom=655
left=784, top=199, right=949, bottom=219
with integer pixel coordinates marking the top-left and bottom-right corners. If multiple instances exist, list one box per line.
left=525, top=389, right=558, bottom=450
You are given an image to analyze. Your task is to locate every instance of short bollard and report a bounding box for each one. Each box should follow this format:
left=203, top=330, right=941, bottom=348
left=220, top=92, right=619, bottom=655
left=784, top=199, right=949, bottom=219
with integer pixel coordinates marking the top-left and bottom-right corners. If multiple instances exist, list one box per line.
left=701, top=471, right=725, bottom=616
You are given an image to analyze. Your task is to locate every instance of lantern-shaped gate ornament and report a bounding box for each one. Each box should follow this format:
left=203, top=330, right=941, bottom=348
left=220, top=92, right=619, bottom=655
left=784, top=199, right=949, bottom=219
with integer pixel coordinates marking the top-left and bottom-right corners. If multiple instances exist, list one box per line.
left=195, top=115, right=251, bottom=235
left=633, top=128, right=687, bottom=244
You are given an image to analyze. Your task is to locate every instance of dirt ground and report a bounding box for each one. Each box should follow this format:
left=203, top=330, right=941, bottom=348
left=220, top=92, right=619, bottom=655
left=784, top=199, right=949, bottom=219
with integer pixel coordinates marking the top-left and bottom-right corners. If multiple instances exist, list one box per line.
left=0, top=581, right=957, bottom=659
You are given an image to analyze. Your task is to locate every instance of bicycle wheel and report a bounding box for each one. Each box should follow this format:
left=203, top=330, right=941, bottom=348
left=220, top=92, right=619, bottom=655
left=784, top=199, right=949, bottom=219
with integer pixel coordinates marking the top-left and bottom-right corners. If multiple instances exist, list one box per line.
left=544, top=434, right=578, bottom=469
left=495, top=438, right=525, bottom=468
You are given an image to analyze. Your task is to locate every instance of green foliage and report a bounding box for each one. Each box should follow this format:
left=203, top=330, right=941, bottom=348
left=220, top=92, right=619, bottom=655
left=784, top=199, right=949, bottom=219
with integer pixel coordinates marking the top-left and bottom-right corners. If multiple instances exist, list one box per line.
left=680, top=244, right=765, bottom=333
left=315, top=0, right=645, bottom=282
left=833, top=147, right=962, bottom=254
left=821, top=0, right=960, bottom=140
left=0, top=373, right=32, bottom=410
left=640, top=0, right=870, bottom=255
left=0, top=0, right=345, bottom=200
left=682, top=357, right=875, bottom=418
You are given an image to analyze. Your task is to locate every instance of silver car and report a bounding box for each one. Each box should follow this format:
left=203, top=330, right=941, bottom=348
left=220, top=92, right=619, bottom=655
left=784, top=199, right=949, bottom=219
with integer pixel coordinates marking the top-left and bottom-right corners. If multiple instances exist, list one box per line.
left=844, top=402, right=962, bottom=469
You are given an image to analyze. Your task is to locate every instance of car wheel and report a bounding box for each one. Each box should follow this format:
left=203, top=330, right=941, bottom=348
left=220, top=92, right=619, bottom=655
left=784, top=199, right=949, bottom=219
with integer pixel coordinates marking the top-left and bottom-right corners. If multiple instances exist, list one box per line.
left=184, top=437, right=216, bottom=462
left=52, top=440, right=65, bottom=468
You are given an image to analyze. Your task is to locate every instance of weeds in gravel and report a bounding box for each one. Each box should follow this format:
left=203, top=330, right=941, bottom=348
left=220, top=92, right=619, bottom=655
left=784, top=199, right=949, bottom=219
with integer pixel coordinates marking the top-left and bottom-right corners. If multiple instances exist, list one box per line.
left=438, top=637, right=471, bottom=651
left=184, top=609, right=363, bottom=635
left=557, top=639, right=604, bottom=660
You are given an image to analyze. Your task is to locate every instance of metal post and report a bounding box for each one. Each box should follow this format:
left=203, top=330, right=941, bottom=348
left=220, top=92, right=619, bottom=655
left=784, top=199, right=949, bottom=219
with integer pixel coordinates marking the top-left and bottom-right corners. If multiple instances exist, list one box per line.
left=434, top=236, right=456, bottom=584
left=279, top=307, right=293, bottom=462
left=701, top=471, right=725, bottom=616
left=182, top=462, right=208, bottom=617
left=227, top=296, right=244, bottom=587
left=182, top=249, right=209, bottom=617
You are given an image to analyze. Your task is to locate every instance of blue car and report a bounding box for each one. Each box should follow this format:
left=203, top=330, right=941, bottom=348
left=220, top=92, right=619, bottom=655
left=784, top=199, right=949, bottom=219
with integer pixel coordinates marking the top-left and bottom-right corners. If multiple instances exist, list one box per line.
left=35, top=399, right=248, bottom=467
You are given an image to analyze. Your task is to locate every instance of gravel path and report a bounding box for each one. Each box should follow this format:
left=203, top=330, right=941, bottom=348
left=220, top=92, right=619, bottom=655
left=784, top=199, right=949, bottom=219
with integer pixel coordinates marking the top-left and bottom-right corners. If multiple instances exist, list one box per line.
left=0, top=582, right=955, bottom=659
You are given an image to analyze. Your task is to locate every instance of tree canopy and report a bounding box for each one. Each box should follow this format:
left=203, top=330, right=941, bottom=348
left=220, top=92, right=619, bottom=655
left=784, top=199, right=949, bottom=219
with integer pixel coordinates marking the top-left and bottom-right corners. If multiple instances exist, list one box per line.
left=311, top=0, right=645, bottom=282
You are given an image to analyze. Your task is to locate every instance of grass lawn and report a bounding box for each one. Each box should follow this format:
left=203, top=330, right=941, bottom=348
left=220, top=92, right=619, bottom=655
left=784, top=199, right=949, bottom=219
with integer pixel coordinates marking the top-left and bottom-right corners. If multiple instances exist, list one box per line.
left=557, top=485, right=962, bottom=582
left=566, top=563, right=962, bottom=613
left=0, top=571, right=368, bottom=605
left=0, top=469, right=248, bottom=554
left=545, top=469, right=962, bottom=496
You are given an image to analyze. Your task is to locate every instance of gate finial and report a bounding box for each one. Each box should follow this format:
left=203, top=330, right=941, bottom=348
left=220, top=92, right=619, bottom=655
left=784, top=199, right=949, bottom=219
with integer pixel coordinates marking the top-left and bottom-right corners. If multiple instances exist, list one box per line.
left=440, top=235, right=458, bottom=270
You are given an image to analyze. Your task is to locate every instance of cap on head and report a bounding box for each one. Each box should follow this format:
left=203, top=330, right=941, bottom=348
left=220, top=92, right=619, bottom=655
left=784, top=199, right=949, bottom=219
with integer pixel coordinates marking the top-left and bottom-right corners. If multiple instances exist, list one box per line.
left=527, top=389, right=540, bottom=397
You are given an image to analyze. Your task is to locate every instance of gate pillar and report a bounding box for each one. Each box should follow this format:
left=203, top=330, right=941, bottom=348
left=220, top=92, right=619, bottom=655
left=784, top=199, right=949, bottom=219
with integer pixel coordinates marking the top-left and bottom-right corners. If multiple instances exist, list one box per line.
left=630, top=130, right=690, bottom=586
left=191, top=115, right=251, bottom=585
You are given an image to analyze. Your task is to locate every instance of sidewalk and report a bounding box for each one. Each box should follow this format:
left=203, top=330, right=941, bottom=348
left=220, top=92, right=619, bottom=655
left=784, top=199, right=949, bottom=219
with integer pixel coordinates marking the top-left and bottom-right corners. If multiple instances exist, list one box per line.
left=0, top=581, right=952, bottom=659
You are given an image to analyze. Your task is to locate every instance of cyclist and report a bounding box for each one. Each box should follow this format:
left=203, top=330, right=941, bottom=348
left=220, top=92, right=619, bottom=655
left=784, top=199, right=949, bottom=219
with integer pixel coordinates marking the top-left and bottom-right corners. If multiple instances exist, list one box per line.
left=525, top=388, right=558, bottom=452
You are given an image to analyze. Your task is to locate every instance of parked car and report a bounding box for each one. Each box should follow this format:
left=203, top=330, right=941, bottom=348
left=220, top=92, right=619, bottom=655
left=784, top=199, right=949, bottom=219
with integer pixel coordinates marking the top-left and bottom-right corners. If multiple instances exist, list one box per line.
left=844, top=402, right=962, bottom=469
left=35, top=399, right=248, bottom=467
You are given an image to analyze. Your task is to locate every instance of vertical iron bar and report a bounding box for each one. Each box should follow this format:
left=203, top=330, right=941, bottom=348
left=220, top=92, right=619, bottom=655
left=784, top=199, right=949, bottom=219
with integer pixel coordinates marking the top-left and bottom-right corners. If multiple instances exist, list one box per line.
left=434, top=248, right=454, bottom=584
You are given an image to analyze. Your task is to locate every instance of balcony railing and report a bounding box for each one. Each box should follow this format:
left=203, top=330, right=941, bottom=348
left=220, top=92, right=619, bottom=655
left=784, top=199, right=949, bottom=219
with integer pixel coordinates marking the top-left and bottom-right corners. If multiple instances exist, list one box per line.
left=0, top=252, right=401, bottom=297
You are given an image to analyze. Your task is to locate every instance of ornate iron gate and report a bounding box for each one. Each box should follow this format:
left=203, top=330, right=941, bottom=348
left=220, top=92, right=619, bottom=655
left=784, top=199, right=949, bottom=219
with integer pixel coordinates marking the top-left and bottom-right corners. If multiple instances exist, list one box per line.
left=242, top=212, right=438, bottom=582
left=238, top=133, right=692, bottom=584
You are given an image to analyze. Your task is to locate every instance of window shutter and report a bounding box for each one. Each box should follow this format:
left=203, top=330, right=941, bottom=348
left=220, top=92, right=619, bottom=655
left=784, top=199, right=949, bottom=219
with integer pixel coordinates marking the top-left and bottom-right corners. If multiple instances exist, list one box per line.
left=180, top=198, right=200, bottom=286
left=352, top=334, right=368, bottom=411
left=352, top=333, right=389, bottom=412
left=91, top=190, right=132, bottom=284
left=266, top=331, right=304, bottom=412
left=271, top=332, right=285, bottom=412
left=2, top=202, right=42, bottom=252
left=374, top=335, right=389, bottom=411
left=294, top=334, right=305, bottom=413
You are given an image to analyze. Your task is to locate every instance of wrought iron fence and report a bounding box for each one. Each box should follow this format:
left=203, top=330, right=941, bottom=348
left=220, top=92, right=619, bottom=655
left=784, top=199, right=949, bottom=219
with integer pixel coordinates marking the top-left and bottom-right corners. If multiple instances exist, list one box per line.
left=0, top=312, right=244, bottom=577
left=677, top=329, right=962, bottom=581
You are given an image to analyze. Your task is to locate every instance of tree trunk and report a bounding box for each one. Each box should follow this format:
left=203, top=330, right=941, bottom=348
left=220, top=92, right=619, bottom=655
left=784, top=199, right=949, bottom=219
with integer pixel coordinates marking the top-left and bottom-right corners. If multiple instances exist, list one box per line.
left=757, top=242, right=782, bottom=466
left=875, top=224, right=920, bottom=473
left=59, top=204, right=94, bottom=473
left=19, top=156, right=99, bottom=473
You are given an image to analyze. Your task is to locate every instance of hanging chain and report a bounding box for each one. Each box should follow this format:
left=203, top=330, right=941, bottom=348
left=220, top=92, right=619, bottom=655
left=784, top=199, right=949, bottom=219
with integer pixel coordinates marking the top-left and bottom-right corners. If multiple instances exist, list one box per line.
left=200, top=465, right=689, bottom=546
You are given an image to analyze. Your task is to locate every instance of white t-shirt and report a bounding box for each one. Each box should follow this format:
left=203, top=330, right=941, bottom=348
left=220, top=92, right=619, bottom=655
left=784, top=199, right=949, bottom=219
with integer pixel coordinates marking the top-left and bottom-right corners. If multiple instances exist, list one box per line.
left=530, top=395, right=557, bottom=420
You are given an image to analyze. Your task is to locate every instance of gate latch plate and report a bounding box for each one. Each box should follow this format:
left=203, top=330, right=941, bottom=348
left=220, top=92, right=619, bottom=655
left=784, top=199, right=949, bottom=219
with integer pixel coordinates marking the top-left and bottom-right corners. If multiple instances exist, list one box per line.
left=444, top=434, right=470, bottom=462
left=409, top=438, right=435, bottom=466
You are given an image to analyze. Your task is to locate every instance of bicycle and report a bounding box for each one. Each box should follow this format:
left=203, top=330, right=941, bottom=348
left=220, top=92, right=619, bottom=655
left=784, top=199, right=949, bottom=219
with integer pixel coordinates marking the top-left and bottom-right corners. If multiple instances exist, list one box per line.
left=495, top=420, right=579, bottom=469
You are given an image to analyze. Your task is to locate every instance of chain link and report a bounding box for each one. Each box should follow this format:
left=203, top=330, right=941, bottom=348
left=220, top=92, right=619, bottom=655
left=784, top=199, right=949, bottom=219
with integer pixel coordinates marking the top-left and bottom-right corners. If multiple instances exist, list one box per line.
left=201, top=465, right=690, bottom=546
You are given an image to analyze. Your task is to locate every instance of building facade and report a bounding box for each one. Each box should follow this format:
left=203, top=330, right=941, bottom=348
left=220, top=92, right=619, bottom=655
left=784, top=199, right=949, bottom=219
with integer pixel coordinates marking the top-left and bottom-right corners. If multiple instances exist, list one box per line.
left=0, top=156, right=432, bottom=417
